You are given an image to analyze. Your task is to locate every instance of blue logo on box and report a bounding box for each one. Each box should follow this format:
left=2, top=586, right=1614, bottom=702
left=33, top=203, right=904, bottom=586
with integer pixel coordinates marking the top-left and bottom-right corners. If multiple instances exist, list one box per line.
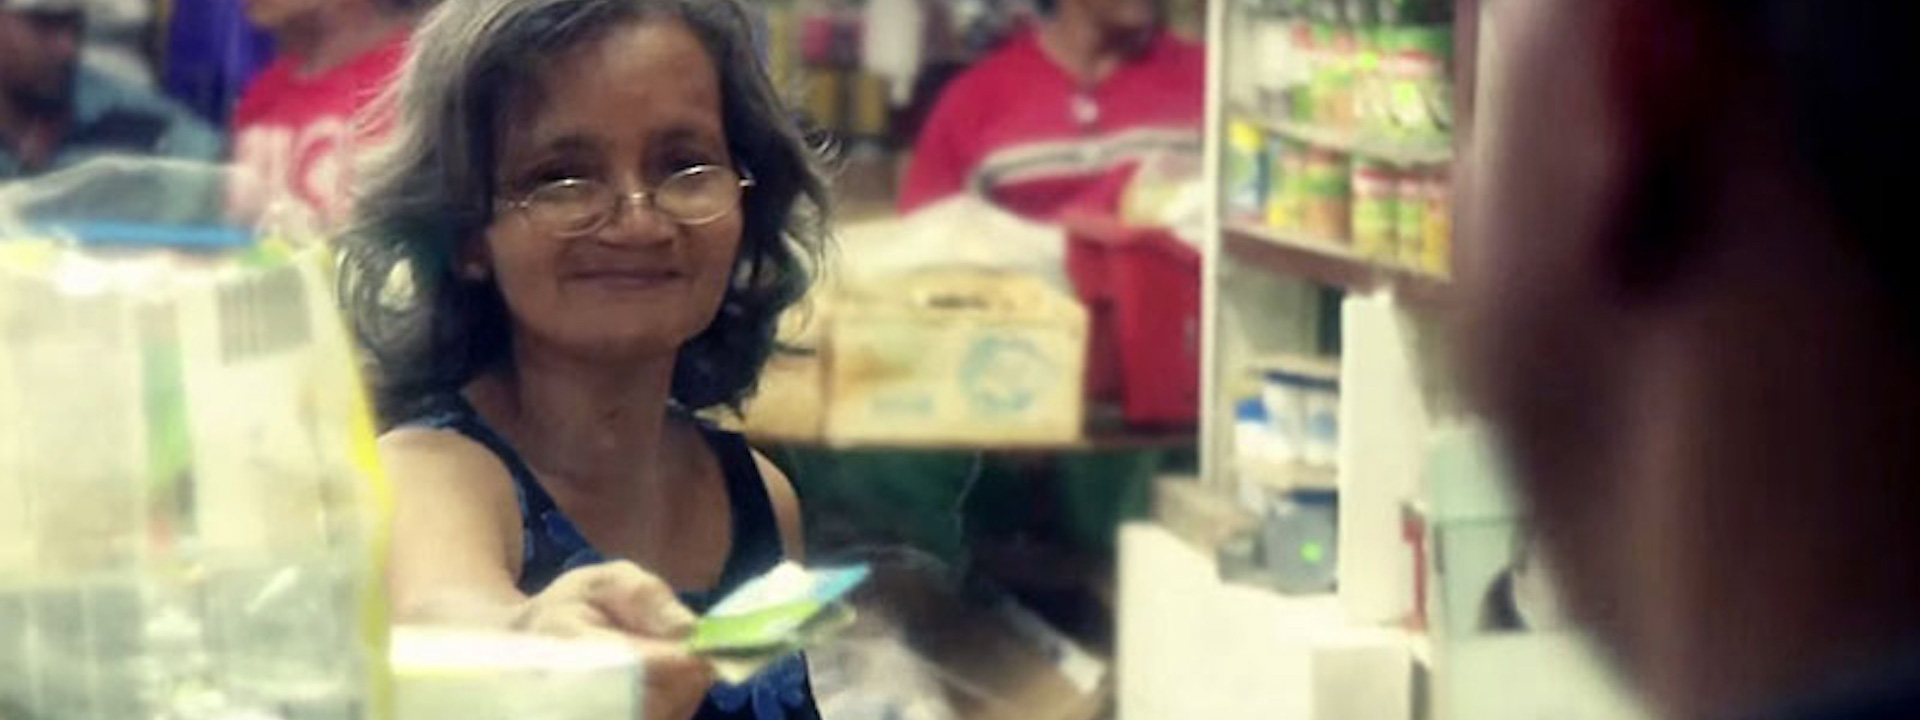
left=960, top=335, right=1054, bottom=417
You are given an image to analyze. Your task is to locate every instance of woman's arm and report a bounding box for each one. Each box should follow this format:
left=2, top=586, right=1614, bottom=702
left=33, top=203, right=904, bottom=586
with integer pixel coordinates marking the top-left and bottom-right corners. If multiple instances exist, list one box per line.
left=381, top=427, right=530, bottom=626
left=382, top=428, right=716, bottom=720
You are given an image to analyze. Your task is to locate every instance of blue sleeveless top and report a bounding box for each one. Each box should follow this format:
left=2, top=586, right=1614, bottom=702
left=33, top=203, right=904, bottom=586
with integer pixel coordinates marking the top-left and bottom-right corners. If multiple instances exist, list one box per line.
left=403, top=394, right=821, bottom=720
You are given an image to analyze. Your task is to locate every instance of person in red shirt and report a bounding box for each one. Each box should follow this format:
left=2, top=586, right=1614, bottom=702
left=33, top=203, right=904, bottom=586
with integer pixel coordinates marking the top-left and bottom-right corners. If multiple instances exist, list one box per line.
left=899, top=0, right=1203, bottom=221
left=229, top=0, right=430, bottom=231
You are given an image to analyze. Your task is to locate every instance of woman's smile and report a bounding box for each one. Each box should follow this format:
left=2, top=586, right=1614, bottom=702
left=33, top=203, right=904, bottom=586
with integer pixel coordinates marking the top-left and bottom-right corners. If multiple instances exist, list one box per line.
left=566, top=264, right=688, bottom=293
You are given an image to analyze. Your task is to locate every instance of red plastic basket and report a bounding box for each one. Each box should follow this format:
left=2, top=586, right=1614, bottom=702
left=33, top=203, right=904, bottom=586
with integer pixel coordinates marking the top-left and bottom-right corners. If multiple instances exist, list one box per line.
left=1064, top=213, right=1202, bottom=428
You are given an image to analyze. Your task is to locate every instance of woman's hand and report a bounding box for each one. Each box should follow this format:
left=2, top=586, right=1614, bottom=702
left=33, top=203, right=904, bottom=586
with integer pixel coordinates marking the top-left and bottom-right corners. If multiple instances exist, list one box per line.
left=514, top=561, right=715, bottom=720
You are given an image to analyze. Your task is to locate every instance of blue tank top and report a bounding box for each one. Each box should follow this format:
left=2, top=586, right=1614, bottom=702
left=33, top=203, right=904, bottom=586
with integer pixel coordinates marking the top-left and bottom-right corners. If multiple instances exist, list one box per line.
left=402, top=393, right=821, bottom=720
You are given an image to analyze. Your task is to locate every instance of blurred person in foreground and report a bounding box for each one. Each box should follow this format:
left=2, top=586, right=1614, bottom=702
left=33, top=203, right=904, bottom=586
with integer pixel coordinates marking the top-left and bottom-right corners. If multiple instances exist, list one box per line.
left=342, top=0, right=828, bottom=718
left=897, top=0, right=1202, bottom=220
left=229, top=0, right=433, bottom=230
left=0, top=0, right=221, bottom=179
left=1461, top=1, right=1920, bottom=719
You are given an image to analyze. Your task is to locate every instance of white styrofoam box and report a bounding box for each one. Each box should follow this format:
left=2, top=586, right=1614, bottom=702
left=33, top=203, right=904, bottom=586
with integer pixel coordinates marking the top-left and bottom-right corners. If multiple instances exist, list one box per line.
left=1422, top=425, right=1519, bottom=525
left=1429, top=516, right=1519, bottom=640
left=1310, top=632, right=1414, bottom=720
left=1439, top=633, right=1647, bottom=720
left=1338, top=293, right=1430, bottom=624
left=1119, top=524, right=1413, bottom=720
left=391, top=627, right=640, bottom=720
left=1422, top=425, right=1582, bottom=639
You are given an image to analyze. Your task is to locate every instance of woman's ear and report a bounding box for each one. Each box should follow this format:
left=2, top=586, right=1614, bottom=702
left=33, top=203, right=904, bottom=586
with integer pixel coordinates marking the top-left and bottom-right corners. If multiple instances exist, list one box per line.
left=458, top=242, right=492, bottom=282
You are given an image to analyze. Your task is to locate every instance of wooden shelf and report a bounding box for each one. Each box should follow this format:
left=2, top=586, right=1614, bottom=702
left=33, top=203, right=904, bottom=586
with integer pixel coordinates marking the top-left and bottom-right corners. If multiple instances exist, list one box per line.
left=1232, top=106, right=1454, bottom=166
left=1222, top=223, right=1452, bottom=308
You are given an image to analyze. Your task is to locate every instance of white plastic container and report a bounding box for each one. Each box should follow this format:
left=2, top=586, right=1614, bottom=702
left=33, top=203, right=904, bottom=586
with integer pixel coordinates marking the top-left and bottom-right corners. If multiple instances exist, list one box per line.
left=0, top=239, right=389, bottom=720
left=390, top=627, right=639, bottom=720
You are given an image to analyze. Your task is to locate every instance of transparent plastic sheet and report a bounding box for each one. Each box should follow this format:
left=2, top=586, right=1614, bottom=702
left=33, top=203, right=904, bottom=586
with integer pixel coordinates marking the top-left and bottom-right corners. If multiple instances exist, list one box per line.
left=0, top=160, right=391, bottom=720
left=0, top=157, right=232, bottom=234
left=806, top=548, right=1111, bottom=720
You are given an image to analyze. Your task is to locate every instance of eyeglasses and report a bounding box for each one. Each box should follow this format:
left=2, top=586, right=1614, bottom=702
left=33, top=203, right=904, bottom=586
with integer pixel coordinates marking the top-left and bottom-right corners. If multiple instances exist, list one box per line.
left=499, top=164, right=754, bottom=236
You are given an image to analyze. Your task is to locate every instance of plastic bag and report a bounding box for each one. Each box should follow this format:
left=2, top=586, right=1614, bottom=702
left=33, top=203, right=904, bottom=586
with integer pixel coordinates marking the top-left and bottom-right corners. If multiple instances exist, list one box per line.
left=0, top=156, right=235, bottom=239
left=839, top=196, right=1071, bottom=295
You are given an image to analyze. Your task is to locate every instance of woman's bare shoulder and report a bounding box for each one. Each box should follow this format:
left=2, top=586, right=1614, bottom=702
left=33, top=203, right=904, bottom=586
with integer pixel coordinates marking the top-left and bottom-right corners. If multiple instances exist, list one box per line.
left=379, top=424, right=530, bottom=611
left=378, top=426, right=522, bottom=522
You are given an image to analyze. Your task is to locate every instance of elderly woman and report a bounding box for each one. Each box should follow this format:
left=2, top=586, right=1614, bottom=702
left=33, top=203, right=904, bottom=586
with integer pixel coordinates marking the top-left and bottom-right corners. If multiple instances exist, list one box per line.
left=338, top=0, right=828, bottom=718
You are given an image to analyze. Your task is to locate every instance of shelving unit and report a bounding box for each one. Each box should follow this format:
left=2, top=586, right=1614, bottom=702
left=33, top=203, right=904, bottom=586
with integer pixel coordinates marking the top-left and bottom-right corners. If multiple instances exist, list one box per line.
left=1221, top=222, right=1450, bottom=307
left=1198, top=0, right=1468, bottom=497
left=1131, top=0, right=1478, bottom=716
left=1234, top=459, right=1339, bottom=493
left=1229, top=102, right=1454, bottom=166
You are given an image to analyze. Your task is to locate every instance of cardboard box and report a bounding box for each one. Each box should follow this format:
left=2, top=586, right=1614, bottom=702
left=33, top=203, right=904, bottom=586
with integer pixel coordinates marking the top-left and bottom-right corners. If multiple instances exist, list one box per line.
left=744, top=349, right=827, bottom=441
left=822, top=270, right=1086, bottom=447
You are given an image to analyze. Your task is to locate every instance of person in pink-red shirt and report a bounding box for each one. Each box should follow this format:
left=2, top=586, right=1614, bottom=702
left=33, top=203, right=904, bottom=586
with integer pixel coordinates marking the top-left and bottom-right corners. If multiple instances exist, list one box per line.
left=230, top=0, right=432, bottom=232
left=899, top=0, right=1203, bottom=221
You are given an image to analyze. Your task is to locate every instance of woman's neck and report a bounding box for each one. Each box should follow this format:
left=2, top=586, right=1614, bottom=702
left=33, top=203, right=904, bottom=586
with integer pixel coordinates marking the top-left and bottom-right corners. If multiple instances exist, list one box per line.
left=275, top=5, right=407, bottom=77
left=474, top=341, right=679, bottom=499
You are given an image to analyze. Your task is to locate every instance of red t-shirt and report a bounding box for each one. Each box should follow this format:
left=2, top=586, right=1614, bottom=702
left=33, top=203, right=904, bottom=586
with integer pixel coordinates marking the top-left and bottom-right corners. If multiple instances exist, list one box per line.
left=230, top=31, right=409, bottom=231
left=900, top=29, right=1205, bottom=221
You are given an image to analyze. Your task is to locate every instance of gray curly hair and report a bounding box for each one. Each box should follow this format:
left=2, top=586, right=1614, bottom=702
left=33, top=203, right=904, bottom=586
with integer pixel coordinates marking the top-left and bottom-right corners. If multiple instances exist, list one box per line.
left=339, top=0, right=829, bottom=424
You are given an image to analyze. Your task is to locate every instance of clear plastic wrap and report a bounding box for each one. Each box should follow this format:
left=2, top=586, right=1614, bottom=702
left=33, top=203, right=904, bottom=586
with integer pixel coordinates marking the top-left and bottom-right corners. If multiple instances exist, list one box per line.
left=806, top=551, right=1111, bottom=720
left=1, top=160, right=390, bottom=720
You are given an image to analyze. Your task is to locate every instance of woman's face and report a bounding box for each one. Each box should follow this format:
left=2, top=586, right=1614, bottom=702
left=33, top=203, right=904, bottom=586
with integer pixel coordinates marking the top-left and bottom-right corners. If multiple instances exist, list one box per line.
left=481, top=20, right=744, bottom=361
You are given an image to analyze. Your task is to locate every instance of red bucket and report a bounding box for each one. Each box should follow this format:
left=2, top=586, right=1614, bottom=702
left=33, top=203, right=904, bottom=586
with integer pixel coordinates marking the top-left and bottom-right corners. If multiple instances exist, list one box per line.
left=1064, top=213, right=1202, bottom=428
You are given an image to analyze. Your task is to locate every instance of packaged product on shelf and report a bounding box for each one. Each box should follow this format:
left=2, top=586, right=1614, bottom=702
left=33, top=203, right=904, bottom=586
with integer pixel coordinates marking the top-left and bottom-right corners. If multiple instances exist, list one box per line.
left=1265, top=135, right=1303, bottom=231
left=1233, top=399, right=1292, bottom=511
left=1422, top=169, right=1453, bottom=276
left=1341, top=0, right=1378, bottom=25
left=1353, top=24, right=1393, bottom=135
left=1225, top=120, right=1270, bottom=225
left=1292, top=22, right=1328, bottom=125
left=1299, top=148, right=1352, bottom=241
left=1377, top=0, right=1449, bottom=24
left=1253, top=357, right=1340, bottom=470
left=1302, top=385, right=1340, bottom=468
left=1259, top=492, right=1340, bottom=594
left=1395, top=166, right=1430, bottom=268
left=1258, top=376, right=1307, bottom=466
left=1381, top=25, right=1454, bottom=142
left=1350, top=159, right=1399, bottom=260
left=1313, top=24, right=1360, bottom=130
left=1253, top=12, right=1304, bottom=119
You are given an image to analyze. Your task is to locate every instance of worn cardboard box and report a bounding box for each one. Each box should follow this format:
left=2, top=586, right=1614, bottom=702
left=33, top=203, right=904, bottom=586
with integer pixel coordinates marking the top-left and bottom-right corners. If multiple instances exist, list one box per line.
left=742, top=302, right=830, bottom=441
left=823, top=269, right=1087, bottom=447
